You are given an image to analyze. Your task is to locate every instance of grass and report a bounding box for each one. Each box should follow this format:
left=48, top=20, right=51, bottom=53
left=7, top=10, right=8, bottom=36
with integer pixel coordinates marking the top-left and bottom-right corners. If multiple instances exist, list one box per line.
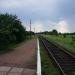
left=43, top=35, right=75, bottom=55
left=40, top=41, right=60, bottom=75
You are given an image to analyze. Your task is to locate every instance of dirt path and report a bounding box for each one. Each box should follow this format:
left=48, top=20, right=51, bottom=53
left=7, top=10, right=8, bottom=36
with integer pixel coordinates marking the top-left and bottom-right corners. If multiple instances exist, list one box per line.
left=0, top=38, right=37, bottom=69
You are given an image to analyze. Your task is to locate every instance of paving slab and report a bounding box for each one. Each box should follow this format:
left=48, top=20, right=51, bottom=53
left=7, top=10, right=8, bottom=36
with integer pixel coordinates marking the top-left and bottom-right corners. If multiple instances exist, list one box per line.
left=0, top=72, right=7, bottom=75
left=23, top=69, right=36, bottom=75
left=10, top=67, right=23, bottom=73
left=0, top=66, right=11, bottom=72
left=8, top=72, right=22, bottom=75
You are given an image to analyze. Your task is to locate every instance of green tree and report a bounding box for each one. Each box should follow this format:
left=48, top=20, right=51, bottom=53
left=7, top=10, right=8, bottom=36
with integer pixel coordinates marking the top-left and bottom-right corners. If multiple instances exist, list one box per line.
left=52, top=29, right=58, bottom=35
left=0, top=13, right=26, bottom=52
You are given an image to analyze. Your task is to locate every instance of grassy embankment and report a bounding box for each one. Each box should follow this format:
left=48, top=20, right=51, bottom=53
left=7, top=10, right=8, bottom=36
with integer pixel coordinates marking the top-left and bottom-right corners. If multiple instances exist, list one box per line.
left=43, top=35, right=75, bottom=55
left=40, top=41, right=60, bottom=75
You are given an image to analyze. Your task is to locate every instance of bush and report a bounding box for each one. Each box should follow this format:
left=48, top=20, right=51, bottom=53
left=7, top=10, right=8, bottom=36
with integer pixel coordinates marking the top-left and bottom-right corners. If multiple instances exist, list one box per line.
left=0, top=13, right=27, bottom=52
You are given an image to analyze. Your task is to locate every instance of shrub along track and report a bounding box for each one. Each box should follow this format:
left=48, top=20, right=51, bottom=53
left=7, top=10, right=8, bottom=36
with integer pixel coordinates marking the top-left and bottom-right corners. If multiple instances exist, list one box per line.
left=39, top=36, right=75, bottom=75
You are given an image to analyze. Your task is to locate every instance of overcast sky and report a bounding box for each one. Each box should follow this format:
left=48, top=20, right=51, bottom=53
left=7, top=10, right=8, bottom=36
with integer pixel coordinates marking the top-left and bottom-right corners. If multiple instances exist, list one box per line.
left=0, top=0, right=75, bottom=33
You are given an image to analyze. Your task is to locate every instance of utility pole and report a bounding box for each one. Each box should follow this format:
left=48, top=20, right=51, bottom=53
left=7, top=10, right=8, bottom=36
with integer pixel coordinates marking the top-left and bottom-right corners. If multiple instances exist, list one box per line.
left=30, top=19, right=31, bottom=38
left=30, top=19, right=31, bottom=32
left=34, top=27, right=35, bottom=36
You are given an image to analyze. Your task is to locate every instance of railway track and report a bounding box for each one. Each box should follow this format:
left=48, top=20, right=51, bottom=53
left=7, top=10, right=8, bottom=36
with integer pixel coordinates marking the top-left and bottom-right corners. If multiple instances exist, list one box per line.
left=39, top=36, right=75, bottom=75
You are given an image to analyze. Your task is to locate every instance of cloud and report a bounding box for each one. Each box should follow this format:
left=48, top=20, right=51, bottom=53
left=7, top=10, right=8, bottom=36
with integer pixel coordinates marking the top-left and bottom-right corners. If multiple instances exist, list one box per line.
left=0, top=0, right=58, bottom=8
left=0, top=0, right=75, bottom=32
left=0, top=0, right=21, bottom=8
left=23, top=20, right=70, bottom=33
left=32, top=22, right=44, bottom=32
left=55, top=20, right=70, bottom=33
left=0, top=0, right=59, bottom=20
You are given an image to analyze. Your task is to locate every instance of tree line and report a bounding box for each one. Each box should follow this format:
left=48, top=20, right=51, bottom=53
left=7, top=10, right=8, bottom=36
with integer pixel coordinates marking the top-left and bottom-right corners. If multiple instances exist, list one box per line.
left=39, top=29, right=75, bottom=36
left=38, top=29, right=75, bottom=42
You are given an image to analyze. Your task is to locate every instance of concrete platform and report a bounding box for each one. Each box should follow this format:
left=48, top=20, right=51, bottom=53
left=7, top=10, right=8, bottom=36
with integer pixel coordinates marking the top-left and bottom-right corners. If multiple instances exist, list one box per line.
left=0, top=66, right=36, bottom=75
